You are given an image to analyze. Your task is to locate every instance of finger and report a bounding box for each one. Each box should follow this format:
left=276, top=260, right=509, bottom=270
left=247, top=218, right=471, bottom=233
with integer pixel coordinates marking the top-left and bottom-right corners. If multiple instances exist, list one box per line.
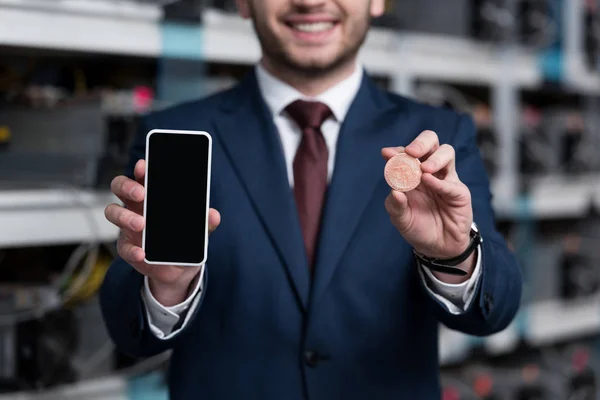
left=384, top=190, right=409, bottom=219
left=208, top=208, right=221, bottom=234
left=133, top=159, right=146, bottom=184
left=111, top=175, right=145, bottom=204
left=118, top=238, right=145, bottom=264
left=381, top=146, right=405, bottom=161
left=105, top=203, right=145, bottom=232
left=420, top=144, right=456, bottom=176
left=405, top=130, right=439, bottom=160
left=119, top=227, right=142, bottom=247
left=421, top=173, right=468, bottom=201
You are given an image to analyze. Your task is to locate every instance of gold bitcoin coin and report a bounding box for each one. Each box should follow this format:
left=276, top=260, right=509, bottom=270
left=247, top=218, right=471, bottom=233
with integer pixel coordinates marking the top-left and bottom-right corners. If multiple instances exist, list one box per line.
left=384, top=153, right=422, bottom=192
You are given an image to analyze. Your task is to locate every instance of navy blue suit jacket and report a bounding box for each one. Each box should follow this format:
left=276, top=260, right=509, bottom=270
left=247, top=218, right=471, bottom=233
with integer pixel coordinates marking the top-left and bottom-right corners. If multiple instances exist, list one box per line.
left=100, top=70, right=522, bottom=399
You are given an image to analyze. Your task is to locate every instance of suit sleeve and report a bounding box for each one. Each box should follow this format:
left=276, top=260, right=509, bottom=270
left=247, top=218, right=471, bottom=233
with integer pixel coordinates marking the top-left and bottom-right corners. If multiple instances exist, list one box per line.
left=99, top=115, right=208, bottom=358
left=100, top=257, right=209, bottom=358
left=142, top=271, right=205, bottom=339
left=422, top=113, right=523, bottom=336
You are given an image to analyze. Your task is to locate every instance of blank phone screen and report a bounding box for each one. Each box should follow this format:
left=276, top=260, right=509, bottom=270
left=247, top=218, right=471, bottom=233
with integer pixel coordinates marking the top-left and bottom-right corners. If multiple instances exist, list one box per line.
left=143, top=131, right=211, bottom=265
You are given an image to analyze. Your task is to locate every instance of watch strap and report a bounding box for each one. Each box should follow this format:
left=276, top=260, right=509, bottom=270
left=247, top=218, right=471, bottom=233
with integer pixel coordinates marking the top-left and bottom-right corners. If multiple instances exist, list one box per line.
left=414, top=224, right=482, bottom=276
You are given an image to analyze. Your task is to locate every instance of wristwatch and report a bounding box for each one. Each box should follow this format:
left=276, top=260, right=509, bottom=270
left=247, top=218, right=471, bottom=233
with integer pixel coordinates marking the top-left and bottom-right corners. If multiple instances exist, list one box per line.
left=413, top=222, right=482, bottom=276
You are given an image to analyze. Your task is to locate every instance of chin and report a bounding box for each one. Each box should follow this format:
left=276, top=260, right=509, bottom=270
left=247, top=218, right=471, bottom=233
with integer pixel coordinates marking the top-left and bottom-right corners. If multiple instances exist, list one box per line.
left=288, top=61, right=338, bottom=76
left=297, top=58, right=337, bottom=69
left=285, top=52, right=344, bottom=72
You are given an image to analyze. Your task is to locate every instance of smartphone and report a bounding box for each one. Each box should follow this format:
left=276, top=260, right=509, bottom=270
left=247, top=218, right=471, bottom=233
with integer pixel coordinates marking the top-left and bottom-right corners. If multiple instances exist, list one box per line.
left=142, top=129, right=212, bottom=266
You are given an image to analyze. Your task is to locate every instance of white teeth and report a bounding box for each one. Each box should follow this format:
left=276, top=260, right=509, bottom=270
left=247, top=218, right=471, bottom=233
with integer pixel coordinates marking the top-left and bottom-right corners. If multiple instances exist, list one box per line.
left=293, top=22, right=334, bottom=33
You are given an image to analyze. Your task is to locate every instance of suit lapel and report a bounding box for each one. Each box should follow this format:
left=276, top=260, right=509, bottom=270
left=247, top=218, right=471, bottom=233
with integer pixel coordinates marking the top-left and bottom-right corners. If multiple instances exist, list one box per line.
left=311, top=75, right=407, bottom=304
left=213, top=72, right=310, bottom=311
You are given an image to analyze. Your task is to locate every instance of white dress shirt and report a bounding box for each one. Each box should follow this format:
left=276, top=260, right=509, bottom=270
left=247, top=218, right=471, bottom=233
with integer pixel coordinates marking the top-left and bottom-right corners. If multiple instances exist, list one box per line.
left=141, top=63, right=483, bottom=339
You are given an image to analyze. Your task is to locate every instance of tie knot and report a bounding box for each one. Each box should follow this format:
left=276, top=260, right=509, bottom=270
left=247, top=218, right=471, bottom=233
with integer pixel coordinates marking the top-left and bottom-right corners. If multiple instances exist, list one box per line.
left=285, top=100, right=332, bottom=131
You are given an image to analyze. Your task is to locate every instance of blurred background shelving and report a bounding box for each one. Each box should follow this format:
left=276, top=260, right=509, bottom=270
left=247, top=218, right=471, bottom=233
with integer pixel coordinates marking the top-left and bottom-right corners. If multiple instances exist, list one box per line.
left=3, top=0, right=600, bottom=399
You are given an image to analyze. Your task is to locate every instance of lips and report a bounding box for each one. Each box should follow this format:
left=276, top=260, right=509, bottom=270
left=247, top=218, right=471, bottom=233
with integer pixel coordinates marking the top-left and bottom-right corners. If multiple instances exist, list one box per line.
left=284, top=16, right=339, bottom=42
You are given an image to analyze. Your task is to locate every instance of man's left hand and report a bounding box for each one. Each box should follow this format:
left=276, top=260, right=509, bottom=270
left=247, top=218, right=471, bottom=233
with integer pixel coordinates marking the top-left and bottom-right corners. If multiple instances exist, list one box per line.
left=382, top=130, right=475, bottom=283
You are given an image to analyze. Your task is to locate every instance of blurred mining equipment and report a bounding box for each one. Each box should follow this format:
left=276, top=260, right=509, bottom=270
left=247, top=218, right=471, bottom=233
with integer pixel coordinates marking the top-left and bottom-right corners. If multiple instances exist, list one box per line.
left=205, top=0, right=237, bottom=14
left=0, top=286, right=71, bottom=393
left=158, top=0, right=236, bottom=22
left=519, top=107, right=600, bottom=178
left=0, top=90, right=151, bottom=189
left=511, top=214, right=600, bottom=306
left=471, top=102, right=498, bottom=179
left=0, top=245, right=115, bottom=393
left=0, top=99, right=108, bottom=188
left=372, top=0, right=472, bottom=36
left=412, top=82, right=498, bottom=178
left=472, top=0, right=557, bottom=47
left=558, top=224, right=600, bottom=301
left=539, top=344, right=598, bottom=400
left=516, top=0, right=559, bottom=49
left=441, top=342, right=600, bottom=399
left=371, top=0, right=556, bottom=46
left=0, top=30, right=161, bottom=189
left=518, top=105, right=548, bottom=178
left=583, top=0, right=600, bottom=72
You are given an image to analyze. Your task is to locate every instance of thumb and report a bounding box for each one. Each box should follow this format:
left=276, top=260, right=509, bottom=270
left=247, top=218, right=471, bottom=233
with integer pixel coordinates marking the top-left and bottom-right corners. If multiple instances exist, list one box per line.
left=134, top=159, right=146, bottom=184
left=208, top=208, right=221, bottom=234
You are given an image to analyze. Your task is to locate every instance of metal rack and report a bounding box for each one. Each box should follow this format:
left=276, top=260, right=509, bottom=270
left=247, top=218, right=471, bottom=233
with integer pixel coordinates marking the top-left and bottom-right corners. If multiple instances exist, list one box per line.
left=0, top=189, right=119, bottom=248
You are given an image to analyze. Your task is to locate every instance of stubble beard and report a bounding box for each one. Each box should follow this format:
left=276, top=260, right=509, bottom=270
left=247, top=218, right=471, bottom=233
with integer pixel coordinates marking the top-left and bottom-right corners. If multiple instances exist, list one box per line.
left=248, top=5, right=370, bottom=79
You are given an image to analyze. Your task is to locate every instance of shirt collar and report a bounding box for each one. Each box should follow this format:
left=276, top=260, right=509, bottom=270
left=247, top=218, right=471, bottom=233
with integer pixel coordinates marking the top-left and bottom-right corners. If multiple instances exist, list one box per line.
left=255, top=62, right=363, bottom=122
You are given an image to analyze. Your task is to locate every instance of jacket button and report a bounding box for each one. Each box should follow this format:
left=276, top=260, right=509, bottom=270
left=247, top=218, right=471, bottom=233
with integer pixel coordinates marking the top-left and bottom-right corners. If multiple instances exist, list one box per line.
left=304, top=350, right=320, bottom=368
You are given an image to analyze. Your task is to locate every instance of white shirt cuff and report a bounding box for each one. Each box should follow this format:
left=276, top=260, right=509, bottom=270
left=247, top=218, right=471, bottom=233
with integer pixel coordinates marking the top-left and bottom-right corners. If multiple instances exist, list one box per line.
left=141, top=265, right=205, bottom=340
left=418, top=244, right=482, bottom=315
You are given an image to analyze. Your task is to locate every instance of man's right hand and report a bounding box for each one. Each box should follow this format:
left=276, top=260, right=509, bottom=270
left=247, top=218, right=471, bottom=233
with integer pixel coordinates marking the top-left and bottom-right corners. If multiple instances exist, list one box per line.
left=104, top=159, right=221, bottom=307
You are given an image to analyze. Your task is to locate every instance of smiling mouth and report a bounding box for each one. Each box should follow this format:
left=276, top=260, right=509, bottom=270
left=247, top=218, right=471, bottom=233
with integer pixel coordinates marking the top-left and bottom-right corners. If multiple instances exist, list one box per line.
left=285, top=20, right=339, bottom=35
left=288, top=21, right=336, bottom=33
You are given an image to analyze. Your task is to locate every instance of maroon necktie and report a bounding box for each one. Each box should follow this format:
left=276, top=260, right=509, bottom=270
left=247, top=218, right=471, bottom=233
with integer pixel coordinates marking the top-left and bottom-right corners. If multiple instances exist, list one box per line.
left=285, top=100, right=332, bottom=268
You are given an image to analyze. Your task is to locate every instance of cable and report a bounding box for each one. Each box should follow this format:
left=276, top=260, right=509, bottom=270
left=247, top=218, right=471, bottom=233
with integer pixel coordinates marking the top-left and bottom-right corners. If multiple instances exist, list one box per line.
left=63, top=251, right=111, bottom=306
left=0, top=178, right=113, bottom=325
left=61, top=245, right=101, bottom=305
left=0, top=179, right=126, bottom=384
left=58, top=243, right=97, bottom=292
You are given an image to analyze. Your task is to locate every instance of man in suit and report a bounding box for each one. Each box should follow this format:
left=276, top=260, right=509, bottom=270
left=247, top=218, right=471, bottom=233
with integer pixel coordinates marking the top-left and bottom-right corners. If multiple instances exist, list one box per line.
left=101, top=0, right=522, bottom=398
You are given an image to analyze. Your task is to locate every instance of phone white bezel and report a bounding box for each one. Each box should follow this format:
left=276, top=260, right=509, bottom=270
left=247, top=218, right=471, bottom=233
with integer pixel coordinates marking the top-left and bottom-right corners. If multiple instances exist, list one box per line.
left=142, top=129, right=212, bottom=267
